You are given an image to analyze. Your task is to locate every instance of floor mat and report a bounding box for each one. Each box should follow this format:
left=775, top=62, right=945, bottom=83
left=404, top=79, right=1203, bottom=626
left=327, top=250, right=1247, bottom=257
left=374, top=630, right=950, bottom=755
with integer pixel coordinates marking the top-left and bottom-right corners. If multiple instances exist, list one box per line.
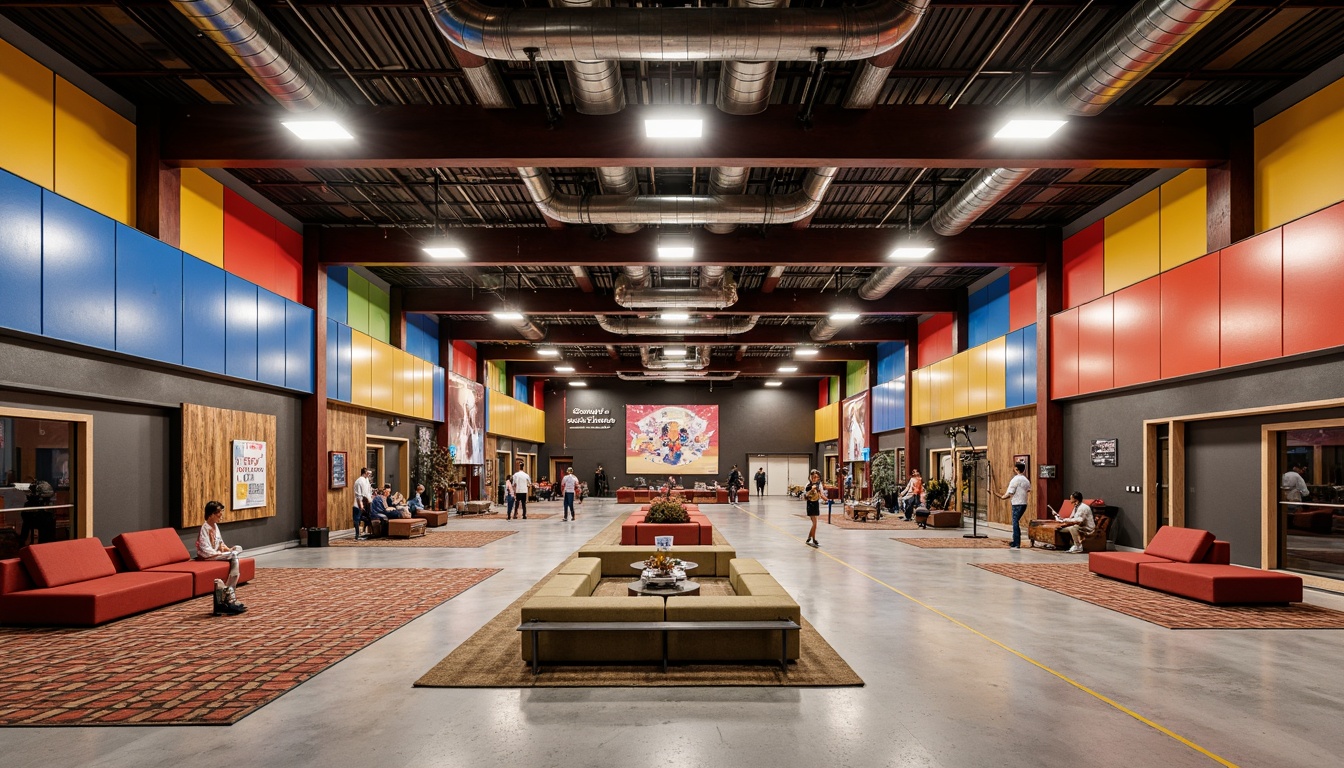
left=893, top=537, right=1011, bottom=548
left=794, top=514, right=922, bottom=530
left=329, top=530, right=517, bottom=547
left=0, top=567, right=498, bottom=726
left=442, top=512, right=556, bottom=521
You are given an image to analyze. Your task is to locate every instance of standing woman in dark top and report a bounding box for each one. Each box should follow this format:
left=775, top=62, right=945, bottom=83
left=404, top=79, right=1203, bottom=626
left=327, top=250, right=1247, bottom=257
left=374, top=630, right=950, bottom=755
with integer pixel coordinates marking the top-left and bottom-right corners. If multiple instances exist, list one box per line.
left=804, top=469, right=823, bottom=548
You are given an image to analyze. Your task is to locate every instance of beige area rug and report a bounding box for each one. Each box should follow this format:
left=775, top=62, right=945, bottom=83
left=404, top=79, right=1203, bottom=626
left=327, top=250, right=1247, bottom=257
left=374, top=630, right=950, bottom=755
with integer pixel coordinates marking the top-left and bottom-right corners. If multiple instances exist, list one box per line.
left=794, top=513, right=921, bottom=531
left=443, top=512, right=557, bottom=522
left=329, top=530, right=517, bottom=548
left=893, top=537, right=1011, bottom=549
left=414, top=518, right=862, bottom=688
left=973, top=562, right=1344, bottom=629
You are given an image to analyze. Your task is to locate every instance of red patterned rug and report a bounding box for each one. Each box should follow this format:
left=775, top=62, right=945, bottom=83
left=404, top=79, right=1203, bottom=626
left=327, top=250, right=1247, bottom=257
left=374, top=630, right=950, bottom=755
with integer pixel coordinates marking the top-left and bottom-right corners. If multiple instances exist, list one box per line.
left=894, top=537, right=1011, bottom=548
left=329, top=530, right=517, bottom=547
left=793, top=514, right=921, bottom=530
left=0, top=567, right=497, bottom=726
left=443, top=512, right=557, bottom=522
left=973, top=562, right=1344, bottom=629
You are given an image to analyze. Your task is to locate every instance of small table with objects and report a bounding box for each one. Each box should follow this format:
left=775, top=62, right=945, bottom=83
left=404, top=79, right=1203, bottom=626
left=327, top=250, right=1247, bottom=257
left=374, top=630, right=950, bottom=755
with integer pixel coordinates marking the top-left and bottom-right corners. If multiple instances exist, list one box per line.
left=626, top=579, right=700, bottom=600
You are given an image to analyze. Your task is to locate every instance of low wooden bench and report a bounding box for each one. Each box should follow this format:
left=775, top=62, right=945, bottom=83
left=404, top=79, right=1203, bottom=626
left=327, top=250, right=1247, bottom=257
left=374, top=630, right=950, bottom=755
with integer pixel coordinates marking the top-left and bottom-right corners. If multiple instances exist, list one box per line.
left=413, top=509, right=449, bottom=527
left=387, top=517, right=427, bottom=538
left=456, top=500, right=492, bottom=516
left=516, top=619, right=801, bottom=675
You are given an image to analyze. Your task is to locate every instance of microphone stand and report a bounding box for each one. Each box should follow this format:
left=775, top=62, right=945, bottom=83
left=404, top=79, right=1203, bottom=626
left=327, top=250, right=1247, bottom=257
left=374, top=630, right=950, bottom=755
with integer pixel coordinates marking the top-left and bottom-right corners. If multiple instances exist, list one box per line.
left=953, top=427, right=989, bottom=539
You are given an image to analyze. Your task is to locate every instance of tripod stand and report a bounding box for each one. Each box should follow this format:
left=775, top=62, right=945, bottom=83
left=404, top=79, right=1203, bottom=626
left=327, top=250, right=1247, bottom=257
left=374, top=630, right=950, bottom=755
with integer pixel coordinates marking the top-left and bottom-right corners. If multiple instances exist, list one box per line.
left=949, top=427, right=989, bottom=539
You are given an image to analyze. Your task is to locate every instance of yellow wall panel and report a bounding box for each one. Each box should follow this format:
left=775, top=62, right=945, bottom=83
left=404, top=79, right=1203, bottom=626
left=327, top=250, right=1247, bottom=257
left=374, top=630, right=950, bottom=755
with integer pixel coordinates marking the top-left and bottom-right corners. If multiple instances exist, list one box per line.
left=420, top=360, right=433, bottom=420
left=0, top=38, right=54, bottom=188
left=985, top=337, right=1007, bottom=413
left=927, top=365, right=942, bottom=424
left=1103, top=188, right=1160, bottom=294
left=370, top=340, right=393, bottom=413
left=968, top=343, right=988, bottom=416
left=1256, top=76, right=1344, bottom=232
left=351, top=331, right=372, bottom=407
left=180, top=169, right=224, bottom=267
left=951, top=352, right=970, bottom=419
left=54, top=78, right=134, bottom=224
left=1159, top=169, right=1208, bottom=271
left=937, top=359, right=954, bottom=424
left=391, top=350, right=406, bottom=415
left=916, top=368, right=931, bottom=426
left=814, top=402, right=840, bottom=442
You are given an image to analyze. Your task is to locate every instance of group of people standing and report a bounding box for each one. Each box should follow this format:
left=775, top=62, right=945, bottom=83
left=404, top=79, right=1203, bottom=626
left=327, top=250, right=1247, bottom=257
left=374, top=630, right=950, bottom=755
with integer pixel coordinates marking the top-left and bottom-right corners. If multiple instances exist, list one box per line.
left=505, top=462, right=583, bottom=521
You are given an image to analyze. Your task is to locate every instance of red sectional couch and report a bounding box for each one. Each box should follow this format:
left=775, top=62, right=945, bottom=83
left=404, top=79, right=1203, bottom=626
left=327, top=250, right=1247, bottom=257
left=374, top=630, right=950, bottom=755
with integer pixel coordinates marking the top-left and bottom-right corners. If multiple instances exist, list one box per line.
left=0, top=529, right=257, bottom=626
left=1089, top=526, right=1302, bottom=605
left=620, top=511, right=714, bottom=546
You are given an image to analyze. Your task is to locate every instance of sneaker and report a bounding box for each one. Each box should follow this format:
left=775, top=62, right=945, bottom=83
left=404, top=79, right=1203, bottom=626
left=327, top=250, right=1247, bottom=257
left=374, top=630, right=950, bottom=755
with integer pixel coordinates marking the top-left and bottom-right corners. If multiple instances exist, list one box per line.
left=1069, top=545, right=1084, bottom=553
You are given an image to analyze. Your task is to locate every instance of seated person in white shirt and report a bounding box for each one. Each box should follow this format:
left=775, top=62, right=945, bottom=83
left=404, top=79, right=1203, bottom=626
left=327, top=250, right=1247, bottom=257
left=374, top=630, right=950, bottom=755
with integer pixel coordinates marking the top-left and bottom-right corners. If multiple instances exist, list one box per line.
left=1055, top=491, right=1097, bottom=553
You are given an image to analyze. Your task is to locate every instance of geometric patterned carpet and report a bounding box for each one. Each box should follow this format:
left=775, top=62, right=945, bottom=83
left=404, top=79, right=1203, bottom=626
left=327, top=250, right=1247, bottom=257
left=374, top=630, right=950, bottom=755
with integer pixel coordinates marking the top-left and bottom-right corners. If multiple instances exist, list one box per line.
left=0, top=567, right=497, bottom=726
left=894, top=537, right=1012, bottom=548
left=442, top=512, right=557, bottom=522
left=328, top=530, right=517, bottom=548
left=973, top=562, right=1344, bottom=629
left=794, top=514, right=922, bottom=531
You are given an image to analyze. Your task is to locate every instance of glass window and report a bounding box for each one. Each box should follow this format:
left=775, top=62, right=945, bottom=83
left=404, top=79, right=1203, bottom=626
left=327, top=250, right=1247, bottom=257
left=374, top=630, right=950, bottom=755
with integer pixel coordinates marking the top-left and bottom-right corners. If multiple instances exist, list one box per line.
left=1278, top=427, right=1344, bottom=581
left=0, top=417, right=76, bottom=557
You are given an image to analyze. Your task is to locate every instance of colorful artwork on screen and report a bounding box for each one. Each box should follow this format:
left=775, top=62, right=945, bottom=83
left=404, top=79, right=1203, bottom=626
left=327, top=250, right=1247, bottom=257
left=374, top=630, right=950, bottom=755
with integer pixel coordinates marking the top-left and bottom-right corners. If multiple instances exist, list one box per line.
left=841, top=392, right=870, bottom=463
left=449, top=374, right=485, bottom=465
left=625, top=404, right=719, bottom=475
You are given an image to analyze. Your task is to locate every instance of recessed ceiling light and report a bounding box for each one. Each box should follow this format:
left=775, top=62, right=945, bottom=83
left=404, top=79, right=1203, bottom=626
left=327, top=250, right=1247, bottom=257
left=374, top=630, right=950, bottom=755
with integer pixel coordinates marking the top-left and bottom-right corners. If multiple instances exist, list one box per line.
left=281, top=120, right=354, bottom=140
left=554, top=365, right=575, bottom=373
left=537, top=347, right=560, bottom=357
left=778, top=365, right=798, bottom=373
left=666, top=362, right=688, bottom=369
left=829, top=312, right=860, bottom=322
left=661, top=312, right=690, bottom=321
left=795, top=347, right=819, bottom=357
left=888, top=246, right=935, bottom=259
left=764, top=380, right=783, bottom=387
left=994, top=118, right=1067, bottom=139
left=657, top=234, right=695, bottom=260
left=422, top=246, right=466, bottom=260
left=664, top=347, right=688, bottom=357
left=493, top=311, right=525, bottom=321
left=568, top=380, right=587, bottom=387
left=665, top=378, right=686, bottom=383
left=645, top=119, right=703, bottom=138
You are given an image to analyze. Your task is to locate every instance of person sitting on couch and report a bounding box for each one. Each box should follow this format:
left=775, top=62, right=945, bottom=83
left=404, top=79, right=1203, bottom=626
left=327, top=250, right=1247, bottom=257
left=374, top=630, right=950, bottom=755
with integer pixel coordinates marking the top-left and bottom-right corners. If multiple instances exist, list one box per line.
left=197, top=500, right=246, bottom=615
left=1056, top=491, right=1097, bottom=553
left=407, top=484, right=426, bottom=513
left=369, top=486, right=393, bottom=524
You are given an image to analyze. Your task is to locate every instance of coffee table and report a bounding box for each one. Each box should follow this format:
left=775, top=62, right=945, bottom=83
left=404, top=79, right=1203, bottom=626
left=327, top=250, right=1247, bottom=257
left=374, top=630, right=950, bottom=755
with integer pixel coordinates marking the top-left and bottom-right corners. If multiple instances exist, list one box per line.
left=629, top=560, right=699, bottom=573
left=627, top=580, right=700, bottom=600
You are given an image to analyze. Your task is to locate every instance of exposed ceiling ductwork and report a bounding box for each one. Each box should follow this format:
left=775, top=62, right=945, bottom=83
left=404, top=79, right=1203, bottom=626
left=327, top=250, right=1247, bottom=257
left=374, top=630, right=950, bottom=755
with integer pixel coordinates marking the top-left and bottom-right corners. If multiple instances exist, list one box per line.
left=618, top=371, right=740, bottom=381
left=856, top=266, right=917, bottom=303
left=640, top=346, right=711, bottom=370
left=596, top=315, right=760, bottom=336
left=507, top=317, right=547, bottom=341
left=518, top=167, right=837, bottom=226
left=425, top=0, right=929, bottom=62
left=615, top=273, right=738, bottom=309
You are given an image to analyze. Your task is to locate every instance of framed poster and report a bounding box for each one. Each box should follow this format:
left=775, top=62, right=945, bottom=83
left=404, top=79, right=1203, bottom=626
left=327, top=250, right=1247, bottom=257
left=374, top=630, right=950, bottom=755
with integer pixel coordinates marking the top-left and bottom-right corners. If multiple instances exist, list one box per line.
left=1013, top=454, right=1031, bottom=474
left=1090, top=439, right=1118, bottom=468
left=625, top=404, right=720, bottom=474
left=840, top=391, right=870, bottom=463
left=330, top=451, right=348, bottom=489
left=232, top=440, right=268, bottom=510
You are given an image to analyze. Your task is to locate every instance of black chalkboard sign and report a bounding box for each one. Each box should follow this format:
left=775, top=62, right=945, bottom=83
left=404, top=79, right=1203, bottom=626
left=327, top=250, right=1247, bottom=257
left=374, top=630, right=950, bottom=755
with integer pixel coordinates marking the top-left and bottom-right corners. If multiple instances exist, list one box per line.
left=1090, top=439, right=1118, bottom=467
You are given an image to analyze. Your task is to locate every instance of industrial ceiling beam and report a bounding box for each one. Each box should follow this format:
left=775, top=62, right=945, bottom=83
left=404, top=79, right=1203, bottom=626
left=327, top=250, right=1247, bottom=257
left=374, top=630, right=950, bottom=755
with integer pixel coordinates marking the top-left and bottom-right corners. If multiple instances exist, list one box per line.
left=443, top=320, right=915, bottom=345
left=158, top=104, right=1238, bottom=170
left=474, top=343, right=875, bottom=362
left=506, top=359, right=848, bottom=377
left=403, top=287, right=958, bottom=315
left=316, top=226, right=1051, bottom=267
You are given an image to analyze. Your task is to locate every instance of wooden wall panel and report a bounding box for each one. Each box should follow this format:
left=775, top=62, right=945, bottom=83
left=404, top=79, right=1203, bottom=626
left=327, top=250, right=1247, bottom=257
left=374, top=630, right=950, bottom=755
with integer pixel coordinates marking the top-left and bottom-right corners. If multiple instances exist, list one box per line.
left=988, top=407, right=1036, bottom=525
left=181, top=403, right=277, bottom=527
left=325, top=403, right=367, bottom=532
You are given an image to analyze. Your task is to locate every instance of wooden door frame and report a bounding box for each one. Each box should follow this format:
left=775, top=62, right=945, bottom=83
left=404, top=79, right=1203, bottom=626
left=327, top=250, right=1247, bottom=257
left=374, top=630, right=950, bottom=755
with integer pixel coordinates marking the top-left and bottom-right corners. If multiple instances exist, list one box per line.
left=550, top=455, right=573, bottom=485
left=366, top=435, right=410, bottom=495
left=0, top=406, right=93, bottom=539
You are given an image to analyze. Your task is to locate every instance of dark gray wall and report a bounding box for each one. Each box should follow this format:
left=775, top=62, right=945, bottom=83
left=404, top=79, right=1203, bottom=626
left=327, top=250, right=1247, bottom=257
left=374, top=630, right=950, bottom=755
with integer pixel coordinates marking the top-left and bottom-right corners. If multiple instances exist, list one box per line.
left=918, top=415, right=988, bottom=471
left=1062, top=351, right=1344, bottom=556
left=542, top=379, right=818, bottom=488
left=0, top=335, right=303, bottom=550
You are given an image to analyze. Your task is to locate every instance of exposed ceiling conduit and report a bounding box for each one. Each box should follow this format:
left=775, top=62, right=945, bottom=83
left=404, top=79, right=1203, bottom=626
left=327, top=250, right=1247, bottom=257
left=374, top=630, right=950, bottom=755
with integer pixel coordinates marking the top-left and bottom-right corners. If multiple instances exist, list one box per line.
left=856, top=266, right=917, bottom=302
left=640, top=346, right=711, bottom=370
left=841, top=45, right=904, bottom=109
left=618, top=371, right=740, bottom=381
left=450, top=46, right=514, bottom=108
left=425, top=0, right=930, bottom=62
left=716, top=0, right=790, bottom=115
left=509, top=317, right=547, bottom=341
left=621, top=266, right=651, bottom=286
left=703, top=167, right=750, bottom=235
left=596, top=315, right=760, bottom=336
left=615, top=274, right=738, bottom=309
left=518, top=167, right=837, bottom=226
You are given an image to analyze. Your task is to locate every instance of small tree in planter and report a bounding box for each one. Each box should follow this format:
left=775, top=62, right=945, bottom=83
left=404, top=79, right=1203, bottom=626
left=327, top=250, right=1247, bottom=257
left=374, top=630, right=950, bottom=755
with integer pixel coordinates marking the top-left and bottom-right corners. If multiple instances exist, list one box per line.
left=645, top=494, right=690, bottom=524
left=416, top=444, right=462, bottom=510
left=870, top=451, right=900, bottom=510
left=924, top=477, right=952, bottom=510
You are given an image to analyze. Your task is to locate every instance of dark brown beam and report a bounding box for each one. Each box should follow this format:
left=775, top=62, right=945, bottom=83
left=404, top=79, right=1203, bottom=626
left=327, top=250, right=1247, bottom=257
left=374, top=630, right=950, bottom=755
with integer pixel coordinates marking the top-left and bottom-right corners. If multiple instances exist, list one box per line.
left=508, top=359, right=848, bottom=377
left=317, top=226, right=1051, bottom=268
left=135, top=105, right=179, bottom=247
left=158, top=104, right=1237, bottom=170
left=1207, top=116, right=1255, bottom=251
left=475, top=343, right=875, bottom=361
left=445, top=320, right=914, bottom=345
left=1, top=1, right=1321, bottom=9
left=403, top=287, right=958, bottom=315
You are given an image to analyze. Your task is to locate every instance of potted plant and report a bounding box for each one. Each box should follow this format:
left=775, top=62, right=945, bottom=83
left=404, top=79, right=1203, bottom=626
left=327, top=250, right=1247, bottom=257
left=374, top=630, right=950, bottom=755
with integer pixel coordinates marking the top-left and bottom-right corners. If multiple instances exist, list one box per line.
left=870, top=451, right=900, bottom=511
left=924, top=477, right=951, bottom=510
left=645, top=494, right=690, bottom=524
left=416, top=443, right=462, bottom=510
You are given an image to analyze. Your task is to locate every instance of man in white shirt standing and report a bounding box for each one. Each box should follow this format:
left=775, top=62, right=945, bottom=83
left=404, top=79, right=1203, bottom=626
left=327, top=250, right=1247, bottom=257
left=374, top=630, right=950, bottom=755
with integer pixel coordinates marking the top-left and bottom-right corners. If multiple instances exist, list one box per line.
left=560, top=467, right=580, bottom=521
left=511, top=462, right=531, bottom=520
left=1281, top=464, right=1310, bottom=504
left=353, top=467, right=374, bottom=539
left=1000, top=462, right=1031, bottom=549
left=1057, top=491, right=1097, bottom=553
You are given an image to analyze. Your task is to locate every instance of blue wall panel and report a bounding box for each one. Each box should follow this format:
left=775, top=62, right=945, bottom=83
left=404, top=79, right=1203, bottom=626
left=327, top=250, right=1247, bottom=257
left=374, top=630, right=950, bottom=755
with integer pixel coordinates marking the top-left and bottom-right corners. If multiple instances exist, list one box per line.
left=985, top=274, right=1011, bottom=341
left=337, top=321, right=353, bottom=403
left=183, top=256, right=227, bottom=373
left=420, top=315, right=440, bottom=365
left=285, top=301, right=314, bottom=393
left=1005, top=328, right=1026, bottom=408
left=114, top=224, right=183, bottom=365
left=225, top=274, right=258, bottom=381
left=968, top=287, right=988, bottom=348
left=327, top=267, right=348, bottom=325
left=0, top=170, right=43, bottom=334
left=876, top=341, right=906, bottom=383
left=42, top=192, right=116, bottom=350
left=433, top=366, right=445, bottom=422
left=1022, top=323, right=1038, bottom=405
left=513, top=376, right=528, bottom=403
left=872, top=377, right=906, bottom=433
left=256, top=288, right=287, bottom=387
left=326, top=318, right=339, bottom=399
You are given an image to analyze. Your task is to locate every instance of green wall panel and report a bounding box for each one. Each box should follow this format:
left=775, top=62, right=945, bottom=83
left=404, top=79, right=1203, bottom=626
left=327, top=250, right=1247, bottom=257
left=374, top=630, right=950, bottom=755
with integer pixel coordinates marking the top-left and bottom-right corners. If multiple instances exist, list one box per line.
left=347, top=272, right=370, bottom=335
left=846, top=360, right=869, bottom=394
left=368, top=282, right=391, bottom=343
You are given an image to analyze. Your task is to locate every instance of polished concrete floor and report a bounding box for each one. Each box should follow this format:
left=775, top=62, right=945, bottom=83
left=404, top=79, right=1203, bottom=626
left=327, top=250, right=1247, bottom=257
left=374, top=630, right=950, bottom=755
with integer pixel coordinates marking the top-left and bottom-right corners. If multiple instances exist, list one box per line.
left=4, top=496, right=1343, bottom=768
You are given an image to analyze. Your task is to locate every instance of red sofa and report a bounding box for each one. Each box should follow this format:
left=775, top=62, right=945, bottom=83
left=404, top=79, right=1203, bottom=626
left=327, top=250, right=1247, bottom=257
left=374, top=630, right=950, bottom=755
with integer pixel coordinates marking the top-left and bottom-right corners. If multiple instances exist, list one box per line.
left=620, top=511, right=715, bottom=546
left=1089, top=526, right=1302, bottom=605
left=114, top=528, right=255, bottom=596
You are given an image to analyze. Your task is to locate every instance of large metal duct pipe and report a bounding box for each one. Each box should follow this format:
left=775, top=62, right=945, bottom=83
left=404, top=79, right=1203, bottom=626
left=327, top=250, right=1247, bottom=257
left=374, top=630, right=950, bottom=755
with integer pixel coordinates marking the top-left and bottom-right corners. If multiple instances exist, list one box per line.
left=597, top=315, right=759, bottom=336
left=615, top=278, right=738, bottom=309
left=619, top=371, right=740, bottom=381
left=452, top=46, right=514, bottom=108
left=596, top=168, right=642, bottom=235
left=170, top=0, right=343, bottom=111
left=842, top=45, right=904, bottom=109
left=518, top=167, right=836, bottom=226
left=509, top=317, right=547, bottom=341
left=921, top=0, right=1236, bottom=240
left=699, top=266, right=728, bottom=287
left=640, top=346, right=711, bottom=370
left=425, top=0, right=929, bottom=62
left=856, top=266, right=916, bottom=303
left=622, top=266, right=651, bottom=287
left=717, top=0, right=790, bottom=114
left=703, top=168, right=750, bottom=235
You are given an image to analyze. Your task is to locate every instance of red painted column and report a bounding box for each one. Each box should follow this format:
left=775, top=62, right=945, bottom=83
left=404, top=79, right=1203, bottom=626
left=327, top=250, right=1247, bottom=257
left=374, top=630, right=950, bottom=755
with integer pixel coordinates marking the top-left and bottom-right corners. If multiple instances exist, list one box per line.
left=1035, top=242, right=1063, bottom=520
left=301, top=233, right=328, bottom=531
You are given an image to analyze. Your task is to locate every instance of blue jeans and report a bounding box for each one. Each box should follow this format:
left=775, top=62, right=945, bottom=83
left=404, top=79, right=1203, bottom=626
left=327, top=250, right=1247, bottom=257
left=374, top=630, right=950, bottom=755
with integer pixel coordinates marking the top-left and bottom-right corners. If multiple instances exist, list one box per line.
left=506, top=495, right=515, bottom=518
left=1011, top=504, right=1027, bottom=547
left=563, top=491, right=575, bottom=519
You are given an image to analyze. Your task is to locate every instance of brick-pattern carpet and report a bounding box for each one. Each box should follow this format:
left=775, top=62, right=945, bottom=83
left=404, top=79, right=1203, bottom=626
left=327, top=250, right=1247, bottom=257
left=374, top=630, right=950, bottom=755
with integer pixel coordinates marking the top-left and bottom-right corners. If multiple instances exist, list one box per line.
left=893, top=537, right=1011, bottom=548
left=973, top=563, right=1344, bottom=629
left=444, top=512, right=556, bottom=521
left=0, top=567, right=498, bottom=726
left=329, top=530, right=517, bottom=547
left=794, top=514, right=921, bottom=530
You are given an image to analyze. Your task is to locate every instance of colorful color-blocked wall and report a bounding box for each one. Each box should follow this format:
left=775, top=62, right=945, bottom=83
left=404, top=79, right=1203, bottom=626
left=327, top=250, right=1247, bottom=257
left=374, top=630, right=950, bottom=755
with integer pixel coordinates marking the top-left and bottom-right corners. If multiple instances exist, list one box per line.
left=326, top=267, right=392, bottom=345
left=324, top=319, right=444, bottom=421
left=486, top=389, right=545, bottom=442
left=910, top=327, right=1037, bottom=426
left=814, top=402, right=840, bottom=443
left=872, top=341, right=907, bottom=433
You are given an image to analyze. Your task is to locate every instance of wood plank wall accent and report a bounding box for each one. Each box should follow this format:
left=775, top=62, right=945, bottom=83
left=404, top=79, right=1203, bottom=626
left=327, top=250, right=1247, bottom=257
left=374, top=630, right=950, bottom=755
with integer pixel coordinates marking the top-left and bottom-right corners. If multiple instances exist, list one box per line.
left=326, top=402, right=367, bottom=531
left=181, top=403, right=277, bottom=527
left=987, top=407, right=1036, bottom=525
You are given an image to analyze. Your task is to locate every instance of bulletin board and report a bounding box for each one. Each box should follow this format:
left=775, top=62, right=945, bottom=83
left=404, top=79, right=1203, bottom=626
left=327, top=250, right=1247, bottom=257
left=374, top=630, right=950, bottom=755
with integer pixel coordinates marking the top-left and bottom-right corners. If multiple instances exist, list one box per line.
left=181, top=403, right=277, bottom=527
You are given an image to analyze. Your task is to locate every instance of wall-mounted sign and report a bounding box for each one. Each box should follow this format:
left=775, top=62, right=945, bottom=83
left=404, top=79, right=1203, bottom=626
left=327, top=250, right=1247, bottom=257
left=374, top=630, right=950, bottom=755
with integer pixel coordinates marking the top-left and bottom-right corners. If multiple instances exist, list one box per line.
left=1038, top=464, right=1057, bottom=479
left=232, top=440, right=268, bottom=510
left=1091, top=438, right=1118, bottom=468
left=567, top=406, right=616, bottom=430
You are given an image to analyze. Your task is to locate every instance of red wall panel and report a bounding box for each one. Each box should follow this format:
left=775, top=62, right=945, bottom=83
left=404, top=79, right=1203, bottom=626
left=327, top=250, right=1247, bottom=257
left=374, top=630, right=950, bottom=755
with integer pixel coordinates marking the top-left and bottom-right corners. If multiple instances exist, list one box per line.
left=1008, top=266, right=1036, bottom=332
left=1161, top=254, right=1221, bottom=379
left=1220, top=229, right=1283, bottom=368
left=818, top=379, right=828, bottom=408
left=223, top=189, right=277, bottom=293
left=451, top=340, right=477, bottom=381
left=274, top=225, right=303, bottom=302
left=1063, top=221, right=1104, bottom=309
left=532, top=380, right=545, bottom=409
left=1077, top=294, right=1114, bottom=394
left=1112, top=277, right=1161, bottom=389
left=1283, top=201, right=1344, bottom=357
left=918, top=313, right=955, bottom=365
left=1050, top=308, right=1079, bottom=399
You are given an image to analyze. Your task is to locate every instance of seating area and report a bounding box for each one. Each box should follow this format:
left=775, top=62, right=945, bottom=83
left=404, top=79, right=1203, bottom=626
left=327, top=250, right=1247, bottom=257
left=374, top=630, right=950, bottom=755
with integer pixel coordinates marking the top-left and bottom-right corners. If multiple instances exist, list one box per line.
left=1028, top=499, right=1113, bottom=551
left=615, top=488, right=747, bottom=504
left=0, top=529, right=256, bottom=626
left=620, top=509, right=714, bottom=545
left=1089, top=526, right=1303, bottom=605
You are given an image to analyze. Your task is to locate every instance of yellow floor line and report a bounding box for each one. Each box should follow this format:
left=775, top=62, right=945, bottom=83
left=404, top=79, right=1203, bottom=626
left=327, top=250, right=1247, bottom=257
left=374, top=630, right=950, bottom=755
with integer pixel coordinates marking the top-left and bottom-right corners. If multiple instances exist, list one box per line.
left=743, top=507, right=1239, bottom=768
